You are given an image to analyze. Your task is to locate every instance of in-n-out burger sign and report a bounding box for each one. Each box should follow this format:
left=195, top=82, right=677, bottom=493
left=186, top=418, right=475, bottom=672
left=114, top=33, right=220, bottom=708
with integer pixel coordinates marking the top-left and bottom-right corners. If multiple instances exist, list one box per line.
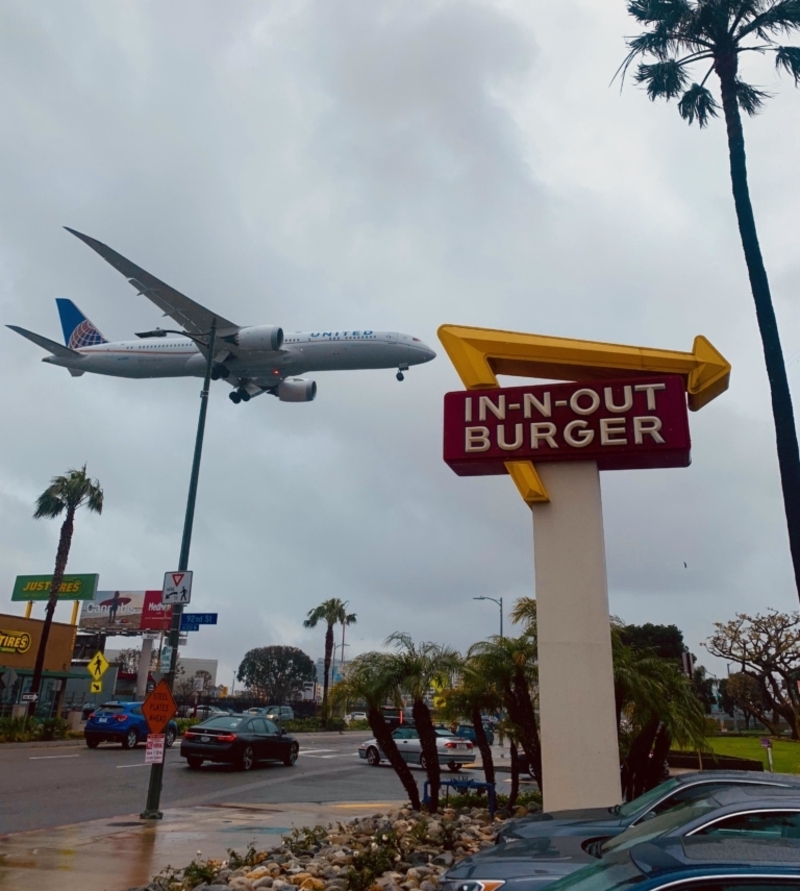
left=444, top=374, right=691, bottom=475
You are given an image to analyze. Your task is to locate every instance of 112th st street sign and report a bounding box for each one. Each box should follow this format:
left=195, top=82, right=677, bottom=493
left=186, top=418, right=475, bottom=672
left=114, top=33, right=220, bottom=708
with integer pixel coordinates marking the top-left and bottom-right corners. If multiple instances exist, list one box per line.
left=444, top=375, right=691, bottom=475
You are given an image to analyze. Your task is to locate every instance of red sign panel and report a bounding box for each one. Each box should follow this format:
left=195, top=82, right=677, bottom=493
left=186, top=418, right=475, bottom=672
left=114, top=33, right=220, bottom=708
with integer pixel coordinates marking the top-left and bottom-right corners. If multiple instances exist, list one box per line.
left=140, top=591, right=173, bottom=631
left=443, top=375, right=691, bottom=475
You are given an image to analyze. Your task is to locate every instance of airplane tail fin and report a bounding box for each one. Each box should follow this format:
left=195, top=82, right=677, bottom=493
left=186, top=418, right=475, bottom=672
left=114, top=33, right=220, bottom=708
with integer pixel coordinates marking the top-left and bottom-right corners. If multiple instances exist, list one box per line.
left=56, top=298, right=108, bottom=348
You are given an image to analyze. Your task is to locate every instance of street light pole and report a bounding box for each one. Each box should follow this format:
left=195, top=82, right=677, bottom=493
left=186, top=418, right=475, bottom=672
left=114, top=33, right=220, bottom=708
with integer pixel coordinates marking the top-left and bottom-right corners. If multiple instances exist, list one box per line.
left=141, top=319, right=217, bottom=820
left=473, top=596, right=503, bottom=638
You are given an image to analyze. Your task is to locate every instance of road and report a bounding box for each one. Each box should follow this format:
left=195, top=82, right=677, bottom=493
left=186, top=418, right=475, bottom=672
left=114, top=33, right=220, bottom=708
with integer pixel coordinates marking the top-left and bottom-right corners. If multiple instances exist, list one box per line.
left=0, top=731, right=430, bottom=835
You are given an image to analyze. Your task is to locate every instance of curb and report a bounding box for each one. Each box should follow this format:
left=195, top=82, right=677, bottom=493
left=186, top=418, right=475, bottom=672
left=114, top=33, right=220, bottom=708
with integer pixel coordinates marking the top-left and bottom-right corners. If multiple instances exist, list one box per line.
left=0, top=738, right=85, bottom=750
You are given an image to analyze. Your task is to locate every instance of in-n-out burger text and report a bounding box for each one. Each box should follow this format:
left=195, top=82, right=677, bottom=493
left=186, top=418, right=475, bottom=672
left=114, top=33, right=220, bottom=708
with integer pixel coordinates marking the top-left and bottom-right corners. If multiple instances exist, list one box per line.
left=443, top=375, right=691, bottom=475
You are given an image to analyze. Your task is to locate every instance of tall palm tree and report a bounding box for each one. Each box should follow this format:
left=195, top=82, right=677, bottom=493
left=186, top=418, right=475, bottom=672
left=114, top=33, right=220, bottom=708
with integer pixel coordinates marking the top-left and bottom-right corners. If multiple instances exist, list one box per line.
left=385, top=633, right=461, bottom=813
left=331, top=652, right=421, bottom=810
left=620, top=0, right=800, bottom=598
left=30, top=466, right=103, bottom=713
left=303, top=598, right=356, bottom=723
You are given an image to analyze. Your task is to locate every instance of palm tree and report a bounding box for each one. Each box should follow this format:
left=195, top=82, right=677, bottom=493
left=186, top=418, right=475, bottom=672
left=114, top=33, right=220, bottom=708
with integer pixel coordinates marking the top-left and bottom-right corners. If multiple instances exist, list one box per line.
left=331, top=652, right=422, bottom=810
left=469, top=634, right=543, bottom=789
left=30, top=466, right=103, bottom=713
left=303, top=598, right=356, bottom=723
left=385, top=633, right=461, bottom=813
left=620, top=0, right=800, bottom=598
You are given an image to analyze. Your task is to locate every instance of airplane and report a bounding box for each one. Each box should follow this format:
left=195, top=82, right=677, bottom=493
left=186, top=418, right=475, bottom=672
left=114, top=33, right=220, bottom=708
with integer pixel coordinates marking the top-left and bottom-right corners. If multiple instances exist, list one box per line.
left=8, top=228, right=436, bottom=404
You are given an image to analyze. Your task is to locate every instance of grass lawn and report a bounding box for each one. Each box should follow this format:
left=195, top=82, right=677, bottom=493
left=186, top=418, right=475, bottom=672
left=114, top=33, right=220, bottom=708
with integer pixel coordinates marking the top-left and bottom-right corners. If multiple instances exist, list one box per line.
left=683, top=736, right=800, bottom=774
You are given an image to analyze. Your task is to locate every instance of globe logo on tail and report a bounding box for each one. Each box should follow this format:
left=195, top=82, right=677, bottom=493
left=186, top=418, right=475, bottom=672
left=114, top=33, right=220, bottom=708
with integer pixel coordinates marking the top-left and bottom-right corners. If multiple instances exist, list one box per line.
left=69, top=319, right=106, bottom=349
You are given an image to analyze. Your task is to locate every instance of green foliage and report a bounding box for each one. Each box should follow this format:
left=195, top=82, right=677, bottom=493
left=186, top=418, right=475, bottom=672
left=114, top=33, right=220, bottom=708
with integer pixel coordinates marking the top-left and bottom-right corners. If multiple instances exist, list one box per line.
left=282, top=716, right=346, bottom=732
left=34, top=465, right=104, bottom=519
left=345, top=832, right=401, bottom=891
left=347, top=718, right=371, bottom=731
left=619, top=623, right=685, bottom=660
left=226, top=842, right=260, bottom=870
left=442, top=788, right=542, bottom=812
left=236, top=645, right=314, bottom=703
left=182, top=859, right=219, bottom=888
left=282, top=825, right=329, bottom=855
left=0, top=716, right=69, bottom=743
left=176, top=718, right=201, bottom=734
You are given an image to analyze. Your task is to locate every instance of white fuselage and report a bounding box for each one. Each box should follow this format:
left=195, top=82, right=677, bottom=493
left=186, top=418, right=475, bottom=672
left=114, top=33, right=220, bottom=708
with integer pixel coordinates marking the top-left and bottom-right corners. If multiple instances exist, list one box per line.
left=44, top=330, right=436, bottom=380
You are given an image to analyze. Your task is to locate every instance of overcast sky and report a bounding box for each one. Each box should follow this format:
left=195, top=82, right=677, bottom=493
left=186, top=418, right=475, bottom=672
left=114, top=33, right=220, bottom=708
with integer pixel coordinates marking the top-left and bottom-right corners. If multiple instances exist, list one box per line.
left=2, top=0, right=799, bottom=688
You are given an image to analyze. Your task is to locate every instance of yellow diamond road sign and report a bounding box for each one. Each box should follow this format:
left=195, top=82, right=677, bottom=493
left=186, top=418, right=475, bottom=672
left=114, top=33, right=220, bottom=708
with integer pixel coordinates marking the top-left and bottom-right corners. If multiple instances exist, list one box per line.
left=88, top=650, right=109, bottom=681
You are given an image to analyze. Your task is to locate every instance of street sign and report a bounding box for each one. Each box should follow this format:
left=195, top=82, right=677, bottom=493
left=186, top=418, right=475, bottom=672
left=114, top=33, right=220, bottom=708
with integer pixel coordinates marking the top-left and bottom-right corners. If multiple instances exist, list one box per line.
left=90, top=680, right=102, bottom=694
left=21, top=692, right=38, bottom=702
left=145, top=733, right=166, bottom=764
left=88, top=650, right=110, bottom=681
left=0, top=668, right=18, bottom=689
left=761, top=737, right=773, bottom=749
left=159, top=645, right=173, bottom=671
left=181, top=613, right=217, bottom=626
left=162, top=571, right=193, bottom=605
left=141, top=679, right=177, bottom=734
left=181, top=623, right=200, bottom=632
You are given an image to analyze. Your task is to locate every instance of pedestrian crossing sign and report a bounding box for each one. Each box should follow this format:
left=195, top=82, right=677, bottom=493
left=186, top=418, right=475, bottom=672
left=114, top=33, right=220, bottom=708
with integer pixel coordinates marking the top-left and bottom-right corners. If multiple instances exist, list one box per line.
left=88, top=650, right=109, bottom=680
left=162, top=571, right=193, bottom=605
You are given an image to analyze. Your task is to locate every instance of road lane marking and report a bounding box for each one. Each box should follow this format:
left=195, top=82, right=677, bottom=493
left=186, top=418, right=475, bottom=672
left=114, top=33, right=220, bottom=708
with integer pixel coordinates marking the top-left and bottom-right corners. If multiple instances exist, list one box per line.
left=29, top=754, right=80, bottom=760
left=117, top=763, right=151, bottom=768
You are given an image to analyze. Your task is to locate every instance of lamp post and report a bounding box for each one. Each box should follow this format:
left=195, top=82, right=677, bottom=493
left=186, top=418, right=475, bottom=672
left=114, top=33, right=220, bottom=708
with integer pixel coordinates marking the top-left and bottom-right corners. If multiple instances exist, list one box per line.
left=141, top=320, right=217, bottom=820
left=474, top=596, right=503, bottom=638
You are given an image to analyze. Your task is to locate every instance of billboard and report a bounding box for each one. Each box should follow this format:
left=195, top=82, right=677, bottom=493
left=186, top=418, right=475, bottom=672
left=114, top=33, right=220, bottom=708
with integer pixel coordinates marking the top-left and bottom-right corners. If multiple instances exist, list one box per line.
left=12, top=574, right=99, bottom=602
left=79, top=591, right=173, bottom=633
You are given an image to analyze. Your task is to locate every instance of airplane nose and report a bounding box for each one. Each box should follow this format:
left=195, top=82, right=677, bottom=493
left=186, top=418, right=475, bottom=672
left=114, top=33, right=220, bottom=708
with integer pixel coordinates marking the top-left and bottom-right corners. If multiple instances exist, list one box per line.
left=425, top=346, right=436, bottom=362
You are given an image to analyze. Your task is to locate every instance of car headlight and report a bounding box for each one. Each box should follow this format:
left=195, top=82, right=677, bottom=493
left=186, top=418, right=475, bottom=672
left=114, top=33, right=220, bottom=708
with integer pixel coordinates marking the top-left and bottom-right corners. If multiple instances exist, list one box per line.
left=442, top=882, right=505, bottom=891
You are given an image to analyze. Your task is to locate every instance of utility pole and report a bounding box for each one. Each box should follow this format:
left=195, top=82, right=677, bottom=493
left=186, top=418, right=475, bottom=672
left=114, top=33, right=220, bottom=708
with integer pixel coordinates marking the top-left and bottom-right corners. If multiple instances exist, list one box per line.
left=141, top=320, right=217, bottom=820
left=473, top=595, right=503, bottom=638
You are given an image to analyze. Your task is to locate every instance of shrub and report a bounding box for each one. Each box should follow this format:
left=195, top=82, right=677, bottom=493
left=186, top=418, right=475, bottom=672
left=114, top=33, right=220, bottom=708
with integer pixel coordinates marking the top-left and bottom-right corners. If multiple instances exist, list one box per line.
left=176, top=718, right=201, bottom=735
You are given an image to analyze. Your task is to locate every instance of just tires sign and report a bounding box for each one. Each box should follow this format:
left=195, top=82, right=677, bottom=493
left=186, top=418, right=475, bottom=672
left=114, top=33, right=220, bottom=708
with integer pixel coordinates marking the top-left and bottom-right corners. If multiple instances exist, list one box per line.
left=443, top=375, right=691, bottom=475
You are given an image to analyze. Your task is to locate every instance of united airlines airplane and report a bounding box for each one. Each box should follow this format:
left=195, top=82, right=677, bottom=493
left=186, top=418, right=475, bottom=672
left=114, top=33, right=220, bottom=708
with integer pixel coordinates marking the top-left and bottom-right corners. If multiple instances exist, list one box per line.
left=8, top=228, right=436, bottom=404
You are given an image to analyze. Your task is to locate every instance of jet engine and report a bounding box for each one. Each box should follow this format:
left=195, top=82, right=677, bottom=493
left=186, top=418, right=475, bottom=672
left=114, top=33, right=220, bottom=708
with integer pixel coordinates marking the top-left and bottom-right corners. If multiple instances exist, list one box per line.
left=233, top=325, right=284, bottom=351
left=277, top=379, right=317, bottom=402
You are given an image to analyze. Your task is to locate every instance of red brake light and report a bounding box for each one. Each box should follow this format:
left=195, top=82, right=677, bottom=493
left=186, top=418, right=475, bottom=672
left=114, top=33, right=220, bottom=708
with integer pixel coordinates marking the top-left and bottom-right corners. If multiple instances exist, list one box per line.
left=445, top=742, right=456, bottom=748
left=115, top=714, right=128, bottom=722
left=216, top=733, right=237, bottom=742
left=184, top=730, right=197, bottom=738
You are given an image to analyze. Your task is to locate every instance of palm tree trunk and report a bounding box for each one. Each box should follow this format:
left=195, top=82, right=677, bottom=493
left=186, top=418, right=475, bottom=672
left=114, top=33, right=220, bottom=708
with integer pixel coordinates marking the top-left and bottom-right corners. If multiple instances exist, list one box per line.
left=471, top=705, right=495, bottom=785
left=508, top=739, right=520, bottom=809
left=412, top=698, right=442, bottom=813
left=322, top=622, right=334, bottom=727
left=367, top=706, right=421, bottom=810
left=503, top=674, right=543, bottom=790
left=717, top=59, right=800, bottom=601
left=28, top=508, right=74, bottom=716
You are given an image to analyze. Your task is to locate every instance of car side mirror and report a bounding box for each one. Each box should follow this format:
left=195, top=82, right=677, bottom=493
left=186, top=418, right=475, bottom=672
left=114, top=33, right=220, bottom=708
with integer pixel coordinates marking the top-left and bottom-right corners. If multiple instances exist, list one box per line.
left=641, top=811, right=657, bottom=822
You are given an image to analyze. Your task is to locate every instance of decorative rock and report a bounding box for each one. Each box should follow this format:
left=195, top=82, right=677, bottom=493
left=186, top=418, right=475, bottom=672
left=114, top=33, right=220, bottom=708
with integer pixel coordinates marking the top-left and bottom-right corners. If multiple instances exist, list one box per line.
left=253, top=879, right=274, bottom=890
left=432, top=852, right=453, bottom=867
left=420, top=881, right=439, bottom=891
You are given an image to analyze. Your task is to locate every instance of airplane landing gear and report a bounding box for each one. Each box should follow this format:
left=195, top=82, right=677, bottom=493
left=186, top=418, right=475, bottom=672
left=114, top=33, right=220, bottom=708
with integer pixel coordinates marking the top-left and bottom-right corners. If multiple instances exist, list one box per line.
left=211, top=364, right=230, bottom=381
left=396, top=372, right=404, bottom=381
left=396, top=363, right=409, bottom=382
left=229, top=387, right=250, bottom=404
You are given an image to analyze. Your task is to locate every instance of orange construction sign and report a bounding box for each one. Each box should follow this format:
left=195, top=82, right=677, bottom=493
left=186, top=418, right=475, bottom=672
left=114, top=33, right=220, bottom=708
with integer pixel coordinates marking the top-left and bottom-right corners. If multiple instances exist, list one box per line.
left=141, top=679, right=177, bottom=734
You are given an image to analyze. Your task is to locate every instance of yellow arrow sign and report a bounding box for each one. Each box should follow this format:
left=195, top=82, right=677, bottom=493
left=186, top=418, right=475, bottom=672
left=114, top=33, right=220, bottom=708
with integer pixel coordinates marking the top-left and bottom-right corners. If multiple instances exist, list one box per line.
left=437, top=326, right=730, bottom=411
left=438, top=325, right=732, bottom=504
left=90, top=680, right=102, bottom=694
left=88, top=650, right=109, bottom=681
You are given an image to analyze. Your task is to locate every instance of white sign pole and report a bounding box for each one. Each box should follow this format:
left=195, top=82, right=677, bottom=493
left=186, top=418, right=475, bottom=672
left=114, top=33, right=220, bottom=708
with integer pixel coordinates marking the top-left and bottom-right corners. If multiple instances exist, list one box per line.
left=531, top=461, right=621, bottom=812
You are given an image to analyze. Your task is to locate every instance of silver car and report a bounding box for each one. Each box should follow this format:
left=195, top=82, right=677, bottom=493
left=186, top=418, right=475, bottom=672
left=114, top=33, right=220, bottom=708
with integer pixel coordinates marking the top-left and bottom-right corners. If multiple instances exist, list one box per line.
left=359, top=725, right=474, bottom=771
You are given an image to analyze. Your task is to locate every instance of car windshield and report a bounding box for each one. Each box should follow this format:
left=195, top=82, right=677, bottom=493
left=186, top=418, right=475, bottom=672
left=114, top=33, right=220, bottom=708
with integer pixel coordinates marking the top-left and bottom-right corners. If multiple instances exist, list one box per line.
left=198, top=716, right=248, bottom=729
left=436, top=729, right=460, bottom=737
left=544, top=858, right=645, bottom=891
left=95, top=705, right=127, bottom=714
left=617, top=778, right=681, bottom=817
left=601, top=800, right=719, bottom=855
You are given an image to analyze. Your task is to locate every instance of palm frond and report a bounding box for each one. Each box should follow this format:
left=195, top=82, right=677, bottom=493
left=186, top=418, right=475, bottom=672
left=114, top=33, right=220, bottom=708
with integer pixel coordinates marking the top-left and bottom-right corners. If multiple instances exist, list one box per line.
left=735, top=78, right=772, bottom=113
left=775, top=44, right=800, bottom=82
left=34, top=465, right=103, bottom=519
left=627, top=0, right=693, bottom=27
left=678, top=82, right=720, bottom=125
left=737, top=0, right=800, bottom=40
left=34, top=490, right=66, bottom=520
left=635, top=59, right=690, bottom=98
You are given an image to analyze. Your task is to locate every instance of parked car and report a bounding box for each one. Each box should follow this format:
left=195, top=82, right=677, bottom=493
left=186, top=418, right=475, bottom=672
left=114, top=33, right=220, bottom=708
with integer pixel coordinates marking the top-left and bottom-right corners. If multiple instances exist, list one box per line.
left=193, top=705, right=230, bottom=721
left=453, top=723, right=495, bottom=746
left=359, top=726, right=473, bottom=771
left=346, top=711, right=368, bottom=724
left=84, top=701, right=178, bottom=750
left=246, top=705, right=295, bottom=722
left=180, top=714, right=299, bottom=771
left=443, top=786, right=800, bottom=891
left=497, top=770, right=800, bottom=842
left=527, top=836, right=800, bottom=891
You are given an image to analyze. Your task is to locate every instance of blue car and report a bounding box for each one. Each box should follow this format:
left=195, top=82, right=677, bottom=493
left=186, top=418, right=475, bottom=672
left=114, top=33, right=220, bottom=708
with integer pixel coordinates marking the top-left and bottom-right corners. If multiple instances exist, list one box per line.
left=84, top=701, right=178, bottom=750
left=542, top=836, right=800, bottom=891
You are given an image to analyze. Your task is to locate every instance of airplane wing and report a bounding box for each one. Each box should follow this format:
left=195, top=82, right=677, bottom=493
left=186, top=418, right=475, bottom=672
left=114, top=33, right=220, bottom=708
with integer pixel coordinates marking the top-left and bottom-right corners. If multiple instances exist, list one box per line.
left=64, top=228, right=239, bottom=338
left=7, top=325, right=82, bottom=359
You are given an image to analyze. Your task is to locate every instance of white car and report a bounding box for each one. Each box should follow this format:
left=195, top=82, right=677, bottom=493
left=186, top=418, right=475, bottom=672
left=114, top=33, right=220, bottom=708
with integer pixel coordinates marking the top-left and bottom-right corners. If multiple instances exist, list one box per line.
left=358, top=725, right=474, bottom=771
left=346, top=711, right=368, bottom=724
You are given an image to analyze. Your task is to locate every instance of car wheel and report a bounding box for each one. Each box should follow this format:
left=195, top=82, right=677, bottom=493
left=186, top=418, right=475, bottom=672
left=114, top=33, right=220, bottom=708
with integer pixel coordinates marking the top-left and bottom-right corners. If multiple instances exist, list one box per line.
left=447, top=762, right=463, bottom=772
left=85, top=737, right=100, bottom=749
left=187, top=756, right=204, bottom=770
left=238, top=745, right=255, bottom=771
left=283, top=744, right=298, bottom=767
left=122, top=729, right=138, bottom=749
left=165, top=728, right=176, bottom=748
left=366, top=747, right=381, bottom=766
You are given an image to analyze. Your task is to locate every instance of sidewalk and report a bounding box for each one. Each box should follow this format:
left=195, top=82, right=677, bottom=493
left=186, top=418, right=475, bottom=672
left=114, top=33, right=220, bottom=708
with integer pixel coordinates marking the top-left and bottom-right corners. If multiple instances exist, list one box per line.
left=0, top=799, right=405, bottom=891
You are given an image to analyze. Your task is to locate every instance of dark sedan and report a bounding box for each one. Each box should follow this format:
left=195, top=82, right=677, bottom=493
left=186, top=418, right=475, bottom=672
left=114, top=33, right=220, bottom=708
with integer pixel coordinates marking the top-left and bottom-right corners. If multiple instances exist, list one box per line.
left=443, top=786, right=800, bottom=891
left=497, top=770, right=800, bottom=842
left=180, top=714, right=299, bottom=771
